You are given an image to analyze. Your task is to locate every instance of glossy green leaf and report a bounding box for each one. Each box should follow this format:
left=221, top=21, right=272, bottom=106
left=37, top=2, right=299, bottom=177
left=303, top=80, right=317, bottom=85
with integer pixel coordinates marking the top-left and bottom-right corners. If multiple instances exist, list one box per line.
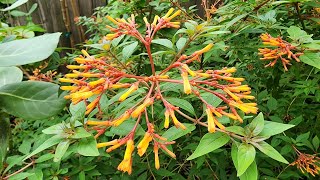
left=258, top=121, right=295, bottom=137
left=187, top=132, right=230, bottom=160
left=54, top=139, right=70, bottom=162
left=110, top=120, right=145, bottom=136
left=239, top=160, right=258, bottom=180
left=176, top=37, right=187, bottom=50
left=253, top=141, right=288, bottom=164
left=0, top=67, right=23, bottom=87
left=122, top=41, right=138, bottom=60
left=162, top=123, right=196, bottom=141
left=24, top=135, right=63, bottom=160
left=0, top=33, right=61, bottom=66
left=0, top=117, right=10, bottom=169
left=0, top=81, right=66, bottom=120
left=166, top=97, right=195, bottom=115
left=1, top=0, right=28, bottom=11
left=152, top=39, right=173, bottom=49
left=77, top=137, right=99, bottom=156
left=300, top=52, right=320, bottom=70
left=248, top=113, right=264, bottom=136
left=237, top=143, right=256, bottom=176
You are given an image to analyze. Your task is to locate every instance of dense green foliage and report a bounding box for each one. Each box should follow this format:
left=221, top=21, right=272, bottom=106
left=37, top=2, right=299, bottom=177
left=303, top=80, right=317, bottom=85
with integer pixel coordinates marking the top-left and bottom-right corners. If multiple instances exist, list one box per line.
left=0, top=0, right=319, bottom=179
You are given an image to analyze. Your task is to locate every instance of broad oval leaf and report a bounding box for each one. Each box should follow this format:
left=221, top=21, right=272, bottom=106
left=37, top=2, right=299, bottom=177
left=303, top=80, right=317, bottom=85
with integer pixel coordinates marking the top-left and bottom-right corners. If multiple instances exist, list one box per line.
left=187, top=132, right=230, bottom=160
left=0, top=66, right=23, bottom=87
left=239, top=160, right=258, bottom=180
left=152, top=39, right=173, bottom=49
left=253, top=141, right=288, bottom=164
left=248, top=113, right=264, bottom=136
left=0, top=81, right=66, bottom=120
left=237, top=143, right=256, bottom=176
left=300, top=52, right=320, bottom=70
left=0, top=33, right=61, bottom=66
left=54, top=139, right=70, bottom=162
left=1, top=0, right=28, bottom=11
left=258, top=121, right=295, bottom=137
left=77, top=137, right=99, bottom=156
left=162, top=123, right=196, bottom=141
left=122, top=41, right=138, bottom=60
left=166, top=97, right=195, bottom=115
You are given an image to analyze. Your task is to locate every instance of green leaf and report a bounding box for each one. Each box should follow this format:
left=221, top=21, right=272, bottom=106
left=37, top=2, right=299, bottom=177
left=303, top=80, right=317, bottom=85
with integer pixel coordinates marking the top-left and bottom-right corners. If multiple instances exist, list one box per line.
left=248, top=113, right=264, bottom=136
left=258, top=121, right=295, bottom=137
left=10, top=10, right=27, bottom=17
left=176, top=37, right=187, bottom=50
left=0, top=67, right=23, bottom=87
left=225, top=126, right=246, bottom=136
left=8, top=172, right=34, bottom=180
left=54, top=139, right=70, bottom=162
left=253, top=141, right=288, bottom=164
left=27, top=3, right=37, bottom=15
left=42, top=123, right=66, bottom=135
left=312, top=136, right=319, bottom=150
left=225, top=13, right=248, bottom=30
left=165, top=97, right=195, bottom=115
left=162, top=123, right=196, bottom=141
left=122, top=41, right=138, bottom=60
left=267, top=97, right=277, bottom=111
left=231, top=142, right=239, bottom=171
left=239, top=160, right=258, bottom=180
left=1, top=0, right=28, bottom=11
left=299, top=52, right=320, bottom=70
left=152, top=39, right=173, bottom=49
left=187, top=132, right=230, bottom=160
left=287, top=26, right=313, bottom=43
left=0, top=81, right=66, bottom=120
left=18, top=139, right=32, bottom=154
left=0, top=117, right=10, bottom=168
left=0, top=33, right=61, bottom=66
left=237, top=143, right=256, bottom=176
left=201, top=91, right=223, bottom=107
left=77, top=137, right=99, bottom=156
left=24, top=135, right=63, bottom=160
left=110, top=120, right=145, bottom=136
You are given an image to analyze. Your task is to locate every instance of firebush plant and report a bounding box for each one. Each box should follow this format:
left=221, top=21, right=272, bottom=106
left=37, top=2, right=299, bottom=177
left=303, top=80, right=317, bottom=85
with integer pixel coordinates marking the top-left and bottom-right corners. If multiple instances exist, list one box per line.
left=1, top=0, right=320, bottom=179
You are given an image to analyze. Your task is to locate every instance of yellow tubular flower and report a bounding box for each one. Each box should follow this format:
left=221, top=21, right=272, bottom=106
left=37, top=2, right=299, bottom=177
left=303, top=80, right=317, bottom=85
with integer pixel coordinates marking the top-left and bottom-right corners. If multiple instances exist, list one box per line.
left=206, top=108, right=215, bottom=133
left=163, top=8, right=175, bottom=18
left=105, top=34, right=117, bottom=40
left=85, top=98, right=100, bottom=115
left=164, top=109, right=170, bottom=128
left=143, top=17, right=149, bottom=25
left=213, top=117, right=225, bottom=130
left=194, top=43, right=214, bottom=55
left=59, top=78, right=74, bottom=83
left=154, top=145, right=160, bottom=170
left=119, top=83, right=138, bottom=102
left=224, top=88, right=240, bottom=101
left=131, top=98, right=154, bottom=118
left=96, top=139, right=118, bottom=148
left=65, top=73, right=79, bottom=78
left=86, top=120, right=111, bottom=126
left=60, top=86, right=77, bottom=91
left=106, top=15, right=119, bottom=25
left=227, top=85, right=251, bottom=92
left=89, top=78, right=106, bottom=87
left=197, top=73, right=211, bottom=78
left=137, top=132, right=153, bottom=156
left=66, top=65, right=88, bottom=70
left=110, top=83, right=131, bottom=89
left=81, top=73, right=100, bottom=78
left=74, top=58, right=93, bottom=64
left=167, top=10, right=181, bottom=21
left=113, top=111, right=131, bottom=126
left=81, top=50, right=90, bottom=57
left=118, top=140, right=134, bottom=174
left=169, top=110, right=186, bottom=130
left=161, top=145, right=176, bottom=158
left=182, top=64, right=196, bottom=77
left=71, top=91, right=94, bottom=100
left=181, top=72, right=192, bottom=94
left=152, top=15, right=159, bottom=26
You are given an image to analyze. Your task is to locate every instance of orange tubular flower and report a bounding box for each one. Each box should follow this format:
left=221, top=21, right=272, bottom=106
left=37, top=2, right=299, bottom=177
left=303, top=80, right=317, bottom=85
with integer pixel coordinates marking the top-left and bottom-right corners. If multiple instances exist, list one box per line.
left=154, top=145, right=160, bottom=170
left=169, top=109, right=186, bottom=130
left=131, top=98, right=154, bottom=118
left=97, top=139, right=119, bottom=148
left=112, top=111, right=131, bottom=127
left=119, top=83, right=138, bottom=102
left=206, top=108, right=215, bottom=133
left=164, top=109, right=170, bottom=128
left=193, top=43, right=214, bottom=56
left=137, top=132, right=153, bottom=156
left=118, top=139, right=135, bottom=174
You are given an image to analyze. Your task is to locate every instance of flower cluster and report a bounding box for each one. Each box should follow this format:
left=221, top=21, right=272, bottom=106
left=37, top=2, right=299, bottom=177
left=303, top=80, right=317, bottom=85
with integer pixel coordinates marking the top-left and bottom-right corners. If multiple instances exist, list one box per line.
left=258, top=33, right=303, bottom=71
left=60, top=8, right=257, bottom=174
left=291, top=147, right=320, bottom=176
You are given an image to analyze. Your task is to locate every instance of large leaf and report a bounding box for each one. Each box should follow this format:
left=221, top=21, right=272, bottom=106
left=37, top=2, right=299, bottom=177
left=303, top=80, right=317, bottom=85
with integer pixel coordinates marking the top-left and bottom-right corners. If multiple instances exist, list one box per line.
left=0, top=117, right=10, bottom=169
left=152, top=39, right=173, bottom=49
left=248, top=113, right=264, bottom=136
left=162, top=123, right=196, bottom=141
left=109, top=120, right=145, bottom=136
left=299, top=52, right=320, bottom=70
left=0, top=81, right=66, bottom=120
left=187, top=132, right=230, bottom=160
left=237, top=143, right=256, bottom=176
left=166, top=97, right=195, bottom=115
left=122, top=41, right=138, bottom=60
left=239, top=160, right=258, bottom=180
left=53, top=139, right=70, bottom=162
left=24, top=135, right=63, bottom=160
left=0, top=33, right=61, bottom=66
left=1, top=0, right=28, bottom=11
left=253, top=141, right=288, bottom=164
left=0, top=66, right=23, bottom=87
left=77, top=137, right=99, bottom=156
left=258, top=121, right=295, bottom=137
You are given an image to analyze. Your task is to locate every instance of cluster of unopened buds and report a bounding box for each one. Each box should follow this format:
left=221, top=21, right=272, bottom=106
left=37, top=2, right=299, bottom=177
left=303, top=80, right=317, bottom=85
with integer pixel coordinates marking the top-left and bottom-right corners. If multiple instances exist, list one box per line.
left=258, top=33, right=303, bottom=71
left=290, top=146, right=320, bottom=176
left=59, top=8, right=258, bottom=174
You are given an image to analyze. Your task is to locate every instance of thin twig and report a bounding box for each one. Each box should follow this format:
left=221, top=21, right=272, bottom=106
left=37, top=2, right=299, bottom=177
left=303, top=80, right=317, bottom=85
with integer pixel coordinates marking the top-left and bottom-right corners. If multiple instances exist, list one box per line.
left=3, top=161, right=35, bottom=180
